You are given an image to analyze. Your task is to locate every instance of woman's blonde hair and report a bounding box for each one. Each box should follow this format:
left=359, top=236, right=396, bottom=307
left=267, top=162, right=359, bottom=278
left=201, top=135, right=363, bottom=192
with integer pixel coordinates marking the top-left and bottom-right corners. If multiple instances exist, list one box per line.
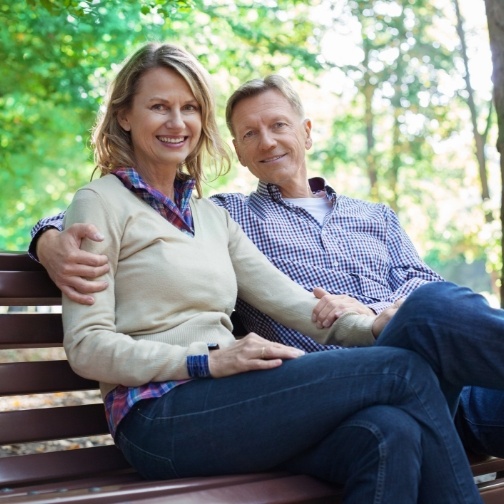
left=92, top=43, right=231, bottom=197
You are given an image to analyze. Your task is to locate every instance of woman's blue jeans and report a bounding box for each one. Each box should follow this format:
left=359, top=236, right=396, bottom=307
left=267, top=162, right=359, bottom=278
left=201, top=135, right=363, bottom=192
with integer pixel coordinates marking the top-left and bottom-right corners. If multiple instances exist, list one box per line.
left=116, top=348, right=481, bottom=504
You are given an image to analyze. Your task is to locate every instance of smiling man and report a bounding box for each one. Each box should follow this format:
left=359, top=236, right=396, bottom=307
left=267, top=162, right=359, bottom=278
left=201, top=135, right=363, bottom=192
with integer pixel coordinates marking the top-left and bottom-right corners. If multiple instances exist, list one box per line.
left=209, top=74, right=443, bottom=352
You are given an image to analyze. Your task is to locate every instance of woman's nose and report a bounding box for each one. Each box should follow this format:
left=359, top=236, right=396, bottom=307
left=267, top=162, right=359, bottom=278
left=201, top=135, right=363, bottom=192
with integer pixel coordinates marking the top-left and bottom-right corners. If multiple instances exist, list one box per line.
left=166, top=109, right=184, bottom=128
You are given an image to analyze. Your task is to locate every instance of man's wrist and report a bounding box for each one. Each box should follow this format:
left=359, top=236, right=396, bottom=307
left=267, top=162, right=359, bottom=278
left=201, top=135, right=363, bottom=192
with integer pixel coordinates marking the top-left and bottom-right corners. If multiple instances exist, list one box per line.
left=28, top=226, right=60, bottom=262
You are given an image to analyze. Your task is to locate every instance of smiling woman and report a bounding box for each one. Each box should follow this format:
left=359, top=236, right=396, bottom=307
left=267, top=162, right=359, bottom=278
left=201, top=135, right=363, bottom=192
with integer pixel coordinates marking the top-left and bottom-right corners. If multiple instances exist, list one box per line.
left=116, top=67, right=202, bottom=199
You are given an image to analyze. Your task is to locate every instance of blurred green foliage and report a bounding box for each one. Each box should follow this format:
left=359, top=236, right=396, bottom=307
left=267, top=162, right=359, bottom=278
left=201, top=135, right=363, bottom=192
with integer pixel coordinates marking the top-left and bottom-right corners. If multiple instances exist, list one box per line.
left=0, top=0, right=499, bottom=298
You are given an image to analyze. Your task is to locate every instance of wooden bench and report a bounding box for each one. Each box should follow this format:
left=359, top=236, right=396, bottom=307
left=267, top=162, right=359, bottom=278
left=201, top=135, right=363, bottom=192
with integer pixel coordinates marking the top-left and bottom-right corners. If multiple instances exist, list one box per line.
left=1, top=251, right=504, bottom=503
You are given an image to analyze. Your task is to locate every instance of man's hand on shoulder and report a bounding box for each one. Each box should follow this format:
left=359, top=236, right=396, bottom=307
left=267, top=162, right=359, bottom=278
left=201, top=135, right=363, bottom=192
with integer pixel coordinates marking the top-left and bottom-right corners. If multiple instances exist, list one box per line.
left=36, top=224, right=109, bottom=305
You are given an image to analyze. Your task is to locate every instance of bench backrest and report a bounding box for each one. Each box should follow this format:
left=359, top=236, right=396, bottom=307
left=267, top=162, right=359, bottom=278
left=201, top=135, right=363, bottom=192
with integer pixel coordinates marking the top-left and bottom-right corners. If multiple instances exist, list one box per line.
left=0, top=252, right=133, bottom=488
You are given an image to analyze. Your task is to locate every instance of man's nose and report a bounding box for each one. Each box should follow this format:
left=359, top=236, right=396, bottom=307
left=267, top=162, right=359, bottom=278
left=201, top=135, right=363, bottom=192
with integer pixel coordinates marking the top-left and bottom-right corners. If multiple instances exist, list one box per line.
left=259, top=132, right=276, bottom=150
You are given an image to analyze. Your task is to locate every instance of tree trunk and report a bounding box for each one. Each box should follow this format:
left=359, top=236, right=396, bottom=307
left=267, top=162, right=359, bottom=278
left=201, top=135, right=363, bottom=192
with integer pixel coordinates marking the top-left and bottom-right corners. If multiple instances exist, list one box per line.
left=484, top=0, right=504, bottom=306
left=454, top=0, right=492, bottom=216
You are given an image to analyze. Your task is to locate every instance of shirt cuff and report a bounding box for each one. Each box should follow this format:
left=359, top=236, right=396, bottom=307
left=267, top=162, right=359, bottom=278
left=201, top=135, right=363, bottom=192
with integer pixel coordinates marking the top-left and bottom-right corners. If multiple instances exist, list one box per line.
left=28, top=225, right=61, bottom=262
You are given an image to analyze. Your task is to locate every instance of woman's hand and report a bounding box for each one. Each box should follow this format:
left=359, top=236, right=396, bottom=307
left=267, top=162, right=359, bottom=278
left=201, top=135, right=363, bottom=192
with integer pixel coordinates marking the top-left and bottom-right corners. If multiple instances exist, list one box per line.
left=208, top=333, right=305, bottom=378
left=312, top=287, right=375, bottom=329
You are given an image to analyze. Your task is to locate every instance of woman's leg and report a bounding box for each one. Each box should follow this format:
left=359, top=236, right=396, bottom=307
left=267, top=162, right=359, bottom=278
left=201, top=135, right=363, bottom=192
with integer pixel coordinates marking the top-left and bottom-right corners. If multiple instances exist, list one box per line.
left=116, top=348, right=481, bottom=503
left=280, top=405, right=422, bottom=504
left=456, top=385, right=504, bottom=458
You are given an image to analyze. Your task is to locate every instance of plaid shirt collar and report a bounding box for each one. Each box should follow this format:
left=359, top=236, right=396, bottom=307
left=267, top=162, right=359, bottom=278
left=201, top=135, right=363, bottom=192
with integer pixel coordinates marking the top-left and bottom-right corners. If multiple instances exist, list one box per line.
left=256, top=177, right=336, bottom=203
left=112, top=167, right=195, bottom=236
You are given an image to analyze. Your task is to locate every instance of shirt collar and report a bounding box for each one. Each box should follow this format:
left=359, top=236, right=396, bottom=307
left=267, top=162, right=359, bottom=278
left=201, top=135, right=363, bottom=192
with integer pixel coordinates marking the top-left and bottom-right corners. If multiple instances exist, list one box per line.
left=111, top=167, right=195, bottom=235
left=256, top=177, right=336, bottom=202
left=111, top=167, right=195, bottom=204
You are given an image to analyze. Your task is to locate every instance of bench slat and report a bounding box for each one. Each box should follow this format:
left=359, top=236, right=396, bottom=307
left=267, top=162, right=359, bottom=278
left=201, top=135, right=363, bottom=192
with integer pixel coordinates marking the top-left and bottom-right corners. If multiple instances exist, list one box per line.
left=0, top=445, right=132, bottom=488
left=0, top=404, right=109, bottom=444
left=0, top=271, right=61, bottom=305
left=0, top=253, right=45, bottom=271
left=0, top=313, right=63, bottom=348
left=0, top=472, right=343, bottom=503
left=0, top=361, right=96, bottom=395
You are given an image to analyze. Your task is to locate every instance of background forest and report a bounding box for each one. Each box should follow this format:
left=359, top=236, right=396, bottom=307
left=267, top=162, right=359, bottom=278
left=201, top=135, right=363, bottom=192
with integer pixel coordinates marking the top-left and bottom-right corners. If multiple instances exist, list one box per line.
left=0, top=0, right=501, bottom=302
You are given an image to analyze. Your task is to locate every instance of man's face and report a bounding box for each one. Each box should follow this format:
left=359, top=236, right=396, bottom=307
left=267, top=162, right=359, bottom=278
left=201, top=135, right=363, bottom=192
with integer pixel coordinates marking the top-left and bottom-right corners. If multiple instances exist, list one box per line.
left=231, top=89, right=312, bottom=194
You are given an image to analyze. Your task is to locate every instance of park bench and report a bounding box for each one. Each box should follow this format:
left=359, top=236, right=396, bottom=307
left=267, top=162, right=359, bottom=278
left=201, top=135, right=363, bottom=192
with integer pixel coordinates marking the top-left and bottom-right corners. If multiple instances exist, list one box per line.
left=1, top=251, right=504, bottom=503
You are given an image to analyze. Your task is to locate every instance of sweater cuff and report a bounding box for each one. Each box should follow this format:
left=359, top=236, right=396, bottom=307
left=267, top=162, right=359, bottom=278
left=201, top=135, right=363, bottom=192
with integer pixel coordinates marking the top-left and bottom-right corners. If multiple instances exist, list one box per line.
left=331, top=312, right=376, bottom=347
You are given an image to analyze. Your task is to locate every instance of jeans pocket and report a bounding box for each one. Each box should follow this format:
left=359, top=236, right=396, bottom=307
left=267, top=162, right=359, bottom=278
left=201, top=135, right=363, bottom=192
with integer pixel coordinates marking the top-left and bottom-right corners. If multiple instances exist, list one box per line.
left=116, top=430, right=179, bottom=480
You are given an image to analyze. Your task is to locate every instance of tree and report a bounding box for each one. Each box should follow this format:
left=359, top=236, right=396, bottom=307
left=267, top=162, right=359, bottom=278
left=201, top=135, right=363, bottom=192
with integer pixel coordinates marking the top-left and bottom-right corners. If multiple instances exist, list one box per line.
left=0, top=0, right=322, bottom=250
left=484, top=0, right=504, bottom=305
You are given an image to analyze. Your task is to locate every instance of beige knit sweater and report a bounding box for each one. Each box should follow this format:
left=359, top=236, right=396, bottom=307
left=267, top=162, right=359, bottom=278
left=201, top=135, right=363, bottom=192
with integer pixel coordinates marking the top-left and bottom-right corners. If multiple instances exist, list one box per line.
left=62, top=175, right=374, bottom=398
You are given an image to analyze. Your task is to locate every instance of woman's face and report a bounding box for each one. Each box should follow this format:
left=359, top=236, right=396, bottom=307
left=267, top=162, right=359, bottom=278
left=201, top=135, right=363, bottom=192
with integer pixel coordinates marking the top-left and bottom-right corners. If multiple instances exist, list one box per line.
left=118, top=66, right=202, bottom=174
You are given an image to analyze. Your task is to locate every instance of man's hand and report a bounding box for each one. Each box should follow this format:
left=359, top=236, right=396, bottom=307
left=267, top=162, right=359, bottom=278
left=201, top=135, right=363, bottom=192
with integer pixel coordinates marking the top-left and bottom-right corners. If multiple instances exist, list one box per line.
left=36, top=224, right=110, bottom=305
left=312, top=287, right=375, bottom=328
left=371, top=298, right=405, bottom=338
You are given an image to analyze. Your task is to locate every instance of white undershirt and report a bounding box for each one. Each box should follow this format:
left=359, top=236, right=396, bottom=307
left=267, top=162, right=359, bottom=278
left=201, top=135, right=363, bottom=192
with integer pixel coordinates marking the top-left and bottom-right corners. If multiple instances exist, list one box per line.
left=284, top=193, right=332, bottom=225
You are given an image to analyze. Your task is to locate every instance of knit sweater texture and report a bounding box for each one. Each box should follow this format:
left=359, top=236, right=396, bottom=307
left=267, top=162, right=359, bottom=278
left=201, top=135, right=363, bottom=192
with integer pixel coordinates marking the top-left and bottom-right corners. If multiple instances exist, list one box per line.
left=62, top=175, right=374, bottom=398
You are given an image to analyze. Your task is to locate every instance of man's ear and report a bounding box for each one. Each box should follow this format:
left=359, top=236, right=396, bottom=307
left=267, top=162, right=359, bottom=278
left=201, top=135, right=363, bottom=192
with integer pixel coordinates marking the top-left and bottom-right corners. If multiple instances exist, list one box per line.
left=304, top=118, right=313, bottom=150
left=117, top=110, right=131, bottom=132
left=232, top=139, right=246, bottom=167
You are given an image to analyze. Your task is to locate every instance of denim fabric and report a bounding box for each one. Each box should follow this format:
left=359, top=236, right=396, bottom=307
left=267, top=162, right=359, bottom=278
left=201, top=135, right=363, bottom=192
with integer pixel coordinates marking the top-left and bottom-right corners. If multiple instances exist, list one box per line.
left=456, top=386, right=504, bottom=458
left=116, top=348, right=481, bottom=504
left=376, top=282, right=504, bottom=412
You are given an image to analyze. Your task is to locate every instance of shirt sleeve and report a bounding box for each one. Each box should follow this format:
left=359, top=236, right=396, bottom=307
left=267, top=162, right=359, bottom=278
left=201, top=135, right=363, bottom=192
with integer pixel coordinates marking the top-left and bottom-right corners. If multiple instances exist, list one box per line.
left=28, top=212, right=66, bottom=261
left=225, top=212, right=375, bottom=347
left=367, top=206, right=444, bottom=313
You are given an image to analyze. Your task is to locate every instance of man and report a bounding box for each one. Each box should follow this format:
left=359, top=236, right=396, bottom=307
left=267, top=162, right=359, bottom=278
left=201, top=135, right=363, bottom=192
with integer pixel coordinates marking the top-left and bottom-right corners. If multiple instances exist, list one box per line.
left=30, top=75, right=499, bottom=457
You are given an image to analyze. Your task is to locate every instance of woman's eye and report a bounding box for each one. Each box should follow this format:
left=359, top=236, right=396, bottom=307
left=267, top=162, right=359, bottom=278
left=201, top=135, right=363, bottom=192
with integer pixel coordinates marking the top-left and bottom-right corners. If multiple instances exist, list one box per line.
left=152, top=104, right=166, bottom=112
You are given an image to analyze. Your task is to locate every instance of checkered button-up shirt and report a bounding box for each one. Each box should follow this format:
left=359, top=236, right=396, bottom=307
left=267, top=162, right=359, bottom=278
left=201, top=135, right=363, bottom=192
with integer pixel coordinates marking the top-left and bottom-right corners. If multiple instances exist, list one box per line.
left=210, top=177, right=443, bottom=352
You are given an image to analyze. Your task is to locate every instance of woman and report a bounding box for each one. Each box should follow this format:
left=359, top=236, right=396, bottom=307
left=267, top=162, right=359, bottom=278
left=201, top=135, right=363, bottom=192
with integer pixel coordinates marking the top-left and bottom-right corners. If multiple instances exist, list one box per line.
left=62, top=43, right=481, bottom=503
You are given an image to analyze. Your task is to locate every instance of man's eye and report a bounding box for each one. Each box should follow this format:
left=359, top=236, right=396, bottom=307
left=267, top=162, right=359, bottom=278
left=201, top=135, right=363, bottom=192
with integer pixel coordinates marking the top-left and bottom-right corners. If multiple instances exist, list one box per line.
left=243, top=131, right=255, bottom=139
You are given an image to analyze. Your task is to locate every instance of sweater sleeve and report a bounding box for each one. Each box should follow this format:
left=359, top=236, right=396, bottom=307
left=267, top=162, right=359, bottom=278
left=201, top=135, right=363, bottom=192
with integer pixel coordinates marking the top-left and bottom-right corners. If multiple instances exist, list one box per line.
left=226, top=214, right=375, bottom=347
left=62, top=186, right=209, bottom=387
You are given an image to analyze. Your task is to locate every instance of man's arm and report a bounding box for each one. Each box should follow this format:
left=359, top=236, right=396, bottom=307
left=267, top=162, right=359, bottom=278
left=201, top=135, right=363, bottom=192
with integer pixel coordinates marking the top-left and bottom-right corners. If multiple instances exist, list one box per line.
left=365, top=206, right=444, bottom=314
left=29, top=213, right=110, bottom=305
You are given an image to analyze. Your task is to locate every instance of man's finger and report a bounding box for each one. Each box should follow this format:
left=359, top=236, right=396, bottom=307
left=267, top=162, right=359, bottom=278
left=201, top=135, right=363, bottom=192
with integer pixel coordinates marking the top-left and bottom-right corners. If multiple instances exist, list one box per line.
left=60, top=285, right=95, bottom=305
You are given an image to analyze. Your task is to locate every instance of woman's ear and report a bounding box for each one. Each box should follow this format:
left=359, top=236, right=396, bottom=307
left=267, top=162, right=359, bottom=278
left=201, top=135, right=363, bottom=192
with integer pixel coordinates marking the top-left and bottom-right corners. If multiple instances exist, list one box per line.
left=117, top=110, right=131, bottom=132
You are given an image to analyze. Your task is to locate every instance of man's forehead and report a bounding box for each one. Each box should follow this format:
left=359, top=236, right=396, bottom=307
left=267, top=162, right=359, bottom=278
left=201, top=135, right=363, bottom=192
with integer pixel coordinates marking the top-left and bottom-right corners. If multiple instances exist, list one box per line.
left=233, top=92, right=298, bottom=126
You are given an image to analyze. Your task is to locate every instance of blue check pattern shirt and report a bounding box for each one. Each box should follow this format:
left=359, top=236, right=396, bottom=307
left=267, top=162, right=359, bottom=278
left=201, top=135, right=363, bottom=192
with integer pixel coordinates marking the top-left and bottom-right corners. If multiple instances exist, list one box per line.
left=211, top=177, right=443, bottom=353
left=30, top=177, right=443, bottom=354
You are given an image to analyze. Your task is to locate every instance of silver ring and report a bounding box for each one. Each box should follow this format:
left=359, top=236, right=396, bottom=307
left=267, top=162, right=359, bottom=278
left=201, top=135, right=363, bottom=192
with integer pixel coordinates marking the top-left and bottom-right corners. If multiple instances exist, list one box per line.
left=261, top=347, right=266, bottom=359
